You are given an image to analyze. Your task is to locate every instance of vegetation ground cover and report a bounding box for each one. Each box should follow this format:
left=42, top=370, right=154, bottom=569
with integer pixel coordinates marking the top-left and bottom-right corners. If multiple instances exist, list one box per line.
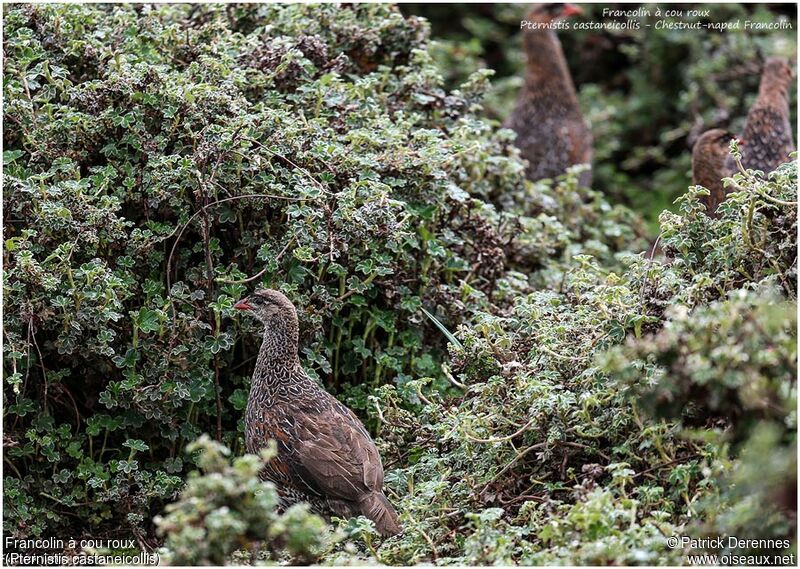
left=2, top=3, right=796, bottom=565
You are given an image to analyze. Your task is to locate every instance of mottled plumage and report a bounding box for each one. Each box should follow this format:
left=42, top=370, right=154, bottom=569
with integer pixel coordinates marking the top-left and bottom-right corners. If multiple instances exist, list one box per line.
left=505, top=3, right=592, bottom=186
left=692, top=128, right=736, bottom=217
left=736, top=57, right=796, bottom=173
left=235, top=289, right=401, bottom=536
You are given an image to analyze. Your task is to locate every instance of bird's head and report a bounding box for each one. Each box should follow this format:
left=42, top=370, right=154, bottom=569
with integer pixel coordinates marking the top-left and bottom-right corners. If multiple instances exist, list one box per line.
left=234, top=289, right=298, bottom=328
left=707, top=128, right=737, bottom=144
left=529, top=3, right=583, bottom=24
left=695, top=128, right=739, bottom=156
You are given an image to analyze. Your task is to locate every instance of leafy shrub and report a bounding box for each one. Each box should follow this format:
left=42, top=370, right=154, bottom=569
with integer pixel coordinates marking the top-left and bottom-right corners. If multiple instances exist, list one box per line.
left=2, top=2, right=639, bottom=541
left=694, top=423, right=796, bottom=554
left=362, top=158, right=796, bottom=564
left=154, top=435, right=329, bottom=565
left=607, top=290, right=796, bottom=442
left=604, top=288, right=796, bottom=558
left=2, top=3, right=796, bottom=566
left=602, top=156, right=798, bottom=552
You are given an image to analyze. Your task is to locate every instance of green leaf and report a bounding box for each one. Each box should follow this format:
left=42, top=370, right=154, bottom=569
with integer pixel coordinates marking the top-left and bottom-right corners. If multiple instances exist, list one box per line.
left=123, top=439, right=149, bottom=452
left=3, top=150, right=24, bottom=165
left=135, top=308, right=161, bottom=333
left=420, top=307, right=463, bottom=350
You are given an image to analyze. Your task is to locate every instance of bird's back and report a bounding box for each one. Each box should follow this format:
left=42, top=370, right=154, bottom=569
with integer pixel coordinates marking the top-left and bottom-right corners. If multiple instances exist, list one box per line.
left=740, top=57, right=796, bottom=173
left=506, top=20, right=592, bottom=186
left=740, top=105, right=795, bottom=173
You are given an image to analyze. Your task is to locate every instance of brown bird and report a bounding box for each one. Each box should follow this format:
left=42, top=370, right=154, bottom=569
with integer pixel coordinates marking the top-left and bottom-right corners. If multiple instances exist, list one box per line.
left=505, top=3, right=593, bottom=186
left=692, top=57, right=795, bottom=216
left=736, top=56, right=796, bottom=173
left=692, top=128, right=736, bottom=216
left=234, top=289, right=401, bottom=536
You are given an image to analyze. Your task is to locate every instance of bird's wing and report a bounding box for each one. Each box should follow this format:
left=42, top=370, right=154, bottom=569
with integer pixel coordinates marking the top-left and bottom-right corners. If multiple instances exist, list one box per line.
left=288, top=405, right=384, bottom=503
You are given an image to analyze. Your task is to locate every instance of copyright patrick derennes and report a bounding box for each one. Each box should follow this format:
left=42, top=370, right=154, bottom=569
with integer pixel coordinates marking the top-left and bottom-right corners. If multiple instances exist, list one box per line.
left=666, top=536, right=795, bottom=566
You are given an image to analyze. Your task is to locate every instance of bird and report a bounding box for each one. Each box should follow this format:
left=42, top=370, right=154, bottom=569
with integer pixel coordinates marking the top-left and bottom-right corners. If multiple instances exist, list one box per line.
left=692, top=57, right=795, bottom=216
left=234, top=289, right=402, bottom=537
left=692, top=128, right=736, bottom=216
left=735, top=56, right=795, bottom=174
left=505, top=3, right=593, bottom=186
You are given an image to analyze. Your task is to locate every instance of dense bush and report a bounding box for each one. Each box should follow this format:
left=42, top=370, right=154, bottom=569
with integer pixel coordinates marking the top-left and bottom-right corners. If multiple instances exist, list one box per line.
left=163, top=158, right=797, bottom=564
left=359, top=158, right=796, bottom=564
left=3, top=3, right=796, bottom=566
left=154, top=436, right=329, bottom=565
left=2, top=2, right=638, bottom=542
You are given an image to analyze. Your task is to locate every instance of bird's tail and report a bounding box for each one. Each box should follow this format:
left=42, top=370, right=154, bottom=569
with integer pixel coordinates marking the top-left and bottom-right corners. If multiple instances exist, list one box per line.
left=358, top=491, right=402, bottom=537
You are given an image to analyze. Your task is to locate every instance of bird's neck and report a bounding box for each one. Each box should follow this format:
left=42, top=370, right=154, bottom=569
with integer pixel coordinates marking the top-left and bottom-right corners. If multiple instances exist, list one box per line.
left=757, top=80, right=789, bottom=110
left=522, top=29, right=579, bottom=104
left=251, top=317, right=300, bottom=393
left=260, top=316, right=299, bottom=360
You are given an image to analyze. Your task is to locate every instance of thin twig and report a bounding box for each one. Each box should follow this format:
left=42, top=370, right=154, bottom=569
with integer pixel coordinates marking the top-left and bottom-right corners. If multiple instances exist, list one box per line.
left=415, top=384, right=433, bottom=407
left=242, top=136, right=333, bottom=195
left=462, top=418, right=536, bottom=444
left=538, top=344, right=585, bottom=362
left=633, top=454, right=699, bottom=479
left=335, top=272, right=377, bottom=302
left=639, top=232, right=664, bottom=307
left=165, top=193, right=304, bottom=299
left=442, top=364, right=467, bottom=390
left=29, top=322, right=48, bottom=415
left=561, top=441, right=611, bottom=462
left=755, top=187, right=797, bottom=207
left=481, top=443, right=546, bottom=492
left=217, top=236, right=297, bottom=285
left=55, top=384, right=82, bottom=431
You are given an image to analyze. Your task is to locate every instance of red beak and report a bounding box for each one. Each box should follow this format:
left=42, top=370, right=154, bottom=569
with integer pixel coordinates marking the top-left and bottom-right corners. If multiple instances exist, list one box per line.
left=562, top=4, right=583, bottom=17
left=234, top=299, right=252, bottom=311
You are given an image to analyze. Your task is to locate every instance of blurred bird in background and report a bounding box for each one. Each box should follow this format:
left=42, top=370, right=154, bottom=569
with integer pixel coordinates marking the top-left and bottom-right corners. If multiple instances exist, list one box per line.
left=693, top=56, right=795, bottom=216
left=505, top=3, right=593, bottom=187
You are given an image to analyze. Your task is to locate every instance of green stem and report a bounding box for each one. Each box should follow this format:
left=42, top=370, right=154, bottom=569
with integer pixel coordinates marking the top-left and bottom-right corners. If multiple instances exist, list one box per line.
left=99, top=430, right=109, bottom=460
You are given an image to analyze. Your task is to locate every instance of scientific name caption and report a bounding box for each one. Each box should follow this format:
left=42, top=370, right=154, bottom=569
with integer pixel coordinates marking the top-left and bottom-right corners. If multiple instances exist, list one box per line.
left=521, top=6, right=793, bottom=32
left=4, top=537, right=159, bottom=566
